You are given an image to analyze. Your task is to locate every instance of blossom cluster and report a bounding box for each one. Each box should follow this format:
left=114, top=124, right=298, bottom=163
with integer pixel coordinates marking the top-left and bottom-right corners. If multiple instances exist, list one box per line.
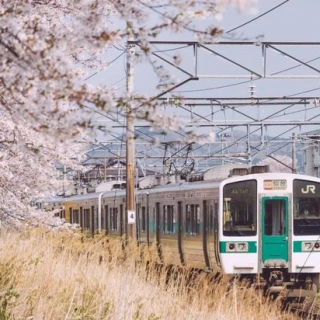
left=0, top=0, right=256, bottom=228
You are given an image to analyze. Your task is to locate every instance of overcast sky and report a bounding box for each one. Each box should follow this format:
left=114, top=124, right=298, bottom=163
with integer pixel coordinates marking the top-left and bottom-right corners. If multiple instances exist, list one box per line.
left=220, top=0, right=320, bottom=42
left=93, top=0, right=320, bottom=137
left=96, top=1, right=320, bottom=97
left=89, top=1, right=320, bottom=169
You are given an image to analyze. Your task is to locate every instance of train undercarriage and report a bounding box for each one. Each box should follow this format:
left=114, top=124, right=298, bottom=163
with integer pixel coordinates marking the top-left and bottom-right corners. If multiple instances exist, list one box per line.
left=241, top=268, right=320, bottom=302
left=260, top=269, right=318, bottom=300
left=224, top=269, right=320, bottom=317
left=245, top=269, right=320, bottom=316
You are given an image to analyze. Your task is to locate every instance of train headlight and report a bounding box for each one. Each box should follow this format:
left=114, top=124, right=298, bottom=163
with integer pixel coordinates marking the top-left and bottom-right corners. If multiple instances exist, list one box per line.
left=302, top=242, right=313, bottom=251
left=302, top=242, right=320, bottom=251
left=236, top=242, right=248, bottom=252
left=226, top=242, right=248, bottom=252
left=227, top=243, right=235, bottom=252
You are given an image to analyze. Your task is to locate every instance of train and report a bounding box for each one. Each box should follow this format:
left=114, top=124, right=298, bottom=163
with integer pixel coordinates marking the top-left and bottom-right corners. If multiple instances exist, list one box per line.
left=43, top=164, right=320, bottom=298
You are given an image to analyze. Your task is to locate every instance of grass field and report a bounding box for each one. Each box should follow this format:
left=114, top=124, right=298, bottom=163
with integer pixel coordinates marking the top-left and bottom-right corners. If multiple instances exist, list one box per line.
left=0, top=228, right=298, bottom=319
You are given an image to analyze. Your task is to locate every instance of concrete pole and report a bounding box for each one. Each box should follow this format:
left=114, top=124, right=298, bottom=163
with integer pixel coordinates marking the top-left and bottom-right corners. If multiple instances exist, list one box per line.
left=292, top=132, right=297, bottom=174
left=126, top=22, right=136, bottom=240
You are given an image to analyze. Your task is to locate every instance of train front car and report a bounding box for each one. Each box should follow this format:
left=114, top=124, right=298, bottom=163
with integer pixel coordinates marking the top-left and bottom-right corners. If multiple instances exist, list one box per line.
left=219, top=174, right=258, bottom=275
left=219, top=172, right=320, bottom=296
left=291, top=177, right=320, bottom=296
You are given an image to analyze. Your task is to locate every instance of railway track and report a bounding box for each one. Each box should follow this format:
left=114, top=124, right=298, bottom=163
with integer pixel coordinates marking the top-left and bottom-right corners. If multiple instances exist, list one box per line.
left=277, top=290, right=320, bottom=319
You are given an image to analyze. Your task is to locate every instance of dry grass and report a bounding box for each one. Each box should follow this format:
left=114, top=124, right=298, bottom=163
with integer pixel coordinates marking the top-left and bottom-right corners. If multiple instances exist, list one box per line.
left=0, top=228, right=298, bottom=319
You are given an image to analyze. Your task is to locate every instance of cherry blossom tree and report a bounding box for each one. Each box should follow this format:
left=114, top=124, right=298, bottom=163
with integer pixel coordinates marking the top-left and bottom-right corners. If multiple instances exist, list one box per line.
left=256, top=154, right=295, bottom=173
left=0, top=0, right=257, bottom=227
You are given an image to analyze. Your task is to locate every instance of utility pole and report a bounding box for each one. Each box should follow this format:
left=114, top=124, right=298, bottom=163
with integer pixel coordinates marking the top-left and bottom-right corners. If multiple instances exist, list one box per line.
left=126, top=21, right=136, bottom=240
left=292, top=132, right=297, bottom=174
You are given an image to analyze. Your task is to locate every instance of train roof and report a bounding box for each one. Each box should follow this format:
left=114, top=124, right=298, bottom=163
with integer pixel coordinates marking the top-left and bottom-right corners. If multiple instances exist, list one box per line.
left=224, top=172, right=320, bottom=181
left=222, top=171, right=320, bottom=184
left=43, top=165, right=320, bottom=204
left=59, top=178, right=223, bottom=202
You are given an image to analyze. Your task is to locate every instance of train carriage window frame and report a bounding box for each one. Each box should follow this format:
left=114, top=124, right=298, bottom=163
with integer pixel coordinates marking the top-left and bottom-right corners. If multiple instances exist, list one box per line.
left=186, top=204, right=200, bottom=236
left=83, top=208, right=90, bottom=230
left=141, top=206, right=146, bottom=233
left=222, top=180, right=257, bottom=236
left=293, top=179, right=320, bottom=236
left=110, top=207, right=118, bottom=231
left=163, top=205, right=176, bottom=234
left=72, top=209, right=80, bottom=225
left=208, top=202, right=218, bottom=235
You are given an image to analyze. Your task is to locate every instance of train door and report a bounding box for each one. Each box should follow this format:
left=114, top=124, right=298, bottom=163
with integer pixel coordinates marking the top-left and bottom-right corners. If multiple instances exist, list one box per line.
left=202, top=200, right=210, bottom=270
left=261, top=197, right=288, bottom=262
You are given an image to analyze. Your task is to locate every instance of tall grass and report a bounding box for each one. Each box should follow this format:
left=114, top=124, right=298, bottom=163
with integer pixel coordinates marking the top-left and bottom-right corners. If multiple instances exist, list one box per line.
left=0, top=228, right=298, bottom=319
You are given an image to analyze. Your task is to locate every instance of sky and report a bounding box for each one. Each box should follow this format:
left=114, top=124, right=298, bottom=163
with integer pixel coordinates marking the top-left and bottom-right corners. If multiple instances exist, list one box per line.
left=93, top=1, right=320, bottom=121
left=89, top=0, right=320, bottom=170
left=90, top=0, right=320, bottom=104
left=221, top=0, right=319, bottom=42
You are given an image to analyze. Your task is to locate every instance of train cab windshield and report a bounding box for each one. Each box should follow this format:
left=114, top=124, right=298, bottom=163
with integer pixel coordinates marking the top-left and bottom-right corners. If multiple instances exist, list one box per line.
left=293, top=179, right=320, bottom=235
left=223, top=180, right=257, bottom=236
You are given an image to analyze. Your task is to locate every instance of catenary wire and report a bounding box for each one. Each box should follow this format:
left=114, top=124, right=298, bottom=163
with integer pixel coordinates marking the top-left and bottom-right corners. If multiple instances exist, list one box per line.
left=226, top=0, right=291, bottom=34
left=84, top=51, right=126, bottom=81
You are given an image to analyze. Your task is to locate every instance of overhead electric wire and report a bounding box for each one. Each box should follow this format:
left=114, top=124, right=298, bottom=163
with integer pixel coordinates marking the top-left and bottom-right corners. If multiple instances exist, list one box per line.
left=113, top=45, right=126, bottom=51
left=153, top=44, right=191, bottom=53
left=174, top=79, right=252, bottom=93
left=84, top=50, right=126, bottom=81
left=271, top=55, right=320, bottom=76
left=87, top=0, right=318, bottom=168
left=226, top=0, right=291, bottom=34
left=172, top=0, right=298, bottom=94
left=287, top=86, right=320, bottom=97
left=110, top=76, right=126, bottom=88
left=173, top=58, right=320, bottom=96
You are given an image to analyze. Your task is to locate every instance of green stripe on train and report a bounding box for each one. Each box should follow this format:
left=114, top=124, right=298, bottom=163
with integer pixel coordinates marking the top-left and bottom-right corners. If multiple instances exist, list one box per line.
left=293, top=241, right=320, bottom=253
left=219, top=241, right=257, bottom=253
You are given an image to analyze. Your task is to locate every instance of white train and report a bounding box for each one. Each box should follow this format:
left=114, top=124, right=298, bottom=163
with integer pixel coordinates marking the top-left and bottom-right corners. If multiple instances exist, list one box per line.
left=44, top=165, right=320, bottom=297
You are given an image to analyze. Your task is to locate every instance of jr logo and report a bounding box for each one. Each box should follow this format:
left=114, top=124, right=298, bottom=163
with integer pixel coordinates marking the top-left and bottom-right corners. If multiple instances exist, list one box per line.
left=301, top=185, right=316, bottom=194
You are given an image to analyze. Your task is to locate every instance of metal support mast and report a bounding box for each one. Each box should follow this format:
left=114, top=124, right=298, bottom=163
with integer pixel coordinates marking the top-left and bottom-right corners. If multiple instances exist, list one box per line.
left=126, top=22, right=136, bottom=240
left=292, top=132, right=297, bottom=174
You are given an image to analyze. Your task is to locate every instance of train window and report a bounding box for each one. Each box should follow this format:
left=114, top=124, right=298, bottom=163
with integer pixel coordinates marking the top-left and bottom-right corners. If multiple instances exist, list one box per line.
left=101, top=207, right=105, bottom=231
left=163, top=205, right=175, bottom=234
left=264, top=199, right=286, bottom=236
left=72, top=209, right=80, bottom=224
left=110, top=207, right=118, bottom=231
left=293, top=179, right=320, bottom=235
left=186, top=204, right=200, bottom=236
left=104, top=205, right=109, bottom=233
left=83, top=208, right=90, bottom=230
left=79, top=207, right=83, bottom=230
left=222, top=180, right=257, bottom=236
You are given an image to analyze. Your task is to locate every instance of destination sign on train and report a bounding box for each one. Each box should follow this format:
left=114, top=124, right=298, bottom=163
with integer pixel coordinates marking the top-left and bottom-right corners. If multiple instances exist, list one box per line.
left=263, top=179, right=287, bottom=190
